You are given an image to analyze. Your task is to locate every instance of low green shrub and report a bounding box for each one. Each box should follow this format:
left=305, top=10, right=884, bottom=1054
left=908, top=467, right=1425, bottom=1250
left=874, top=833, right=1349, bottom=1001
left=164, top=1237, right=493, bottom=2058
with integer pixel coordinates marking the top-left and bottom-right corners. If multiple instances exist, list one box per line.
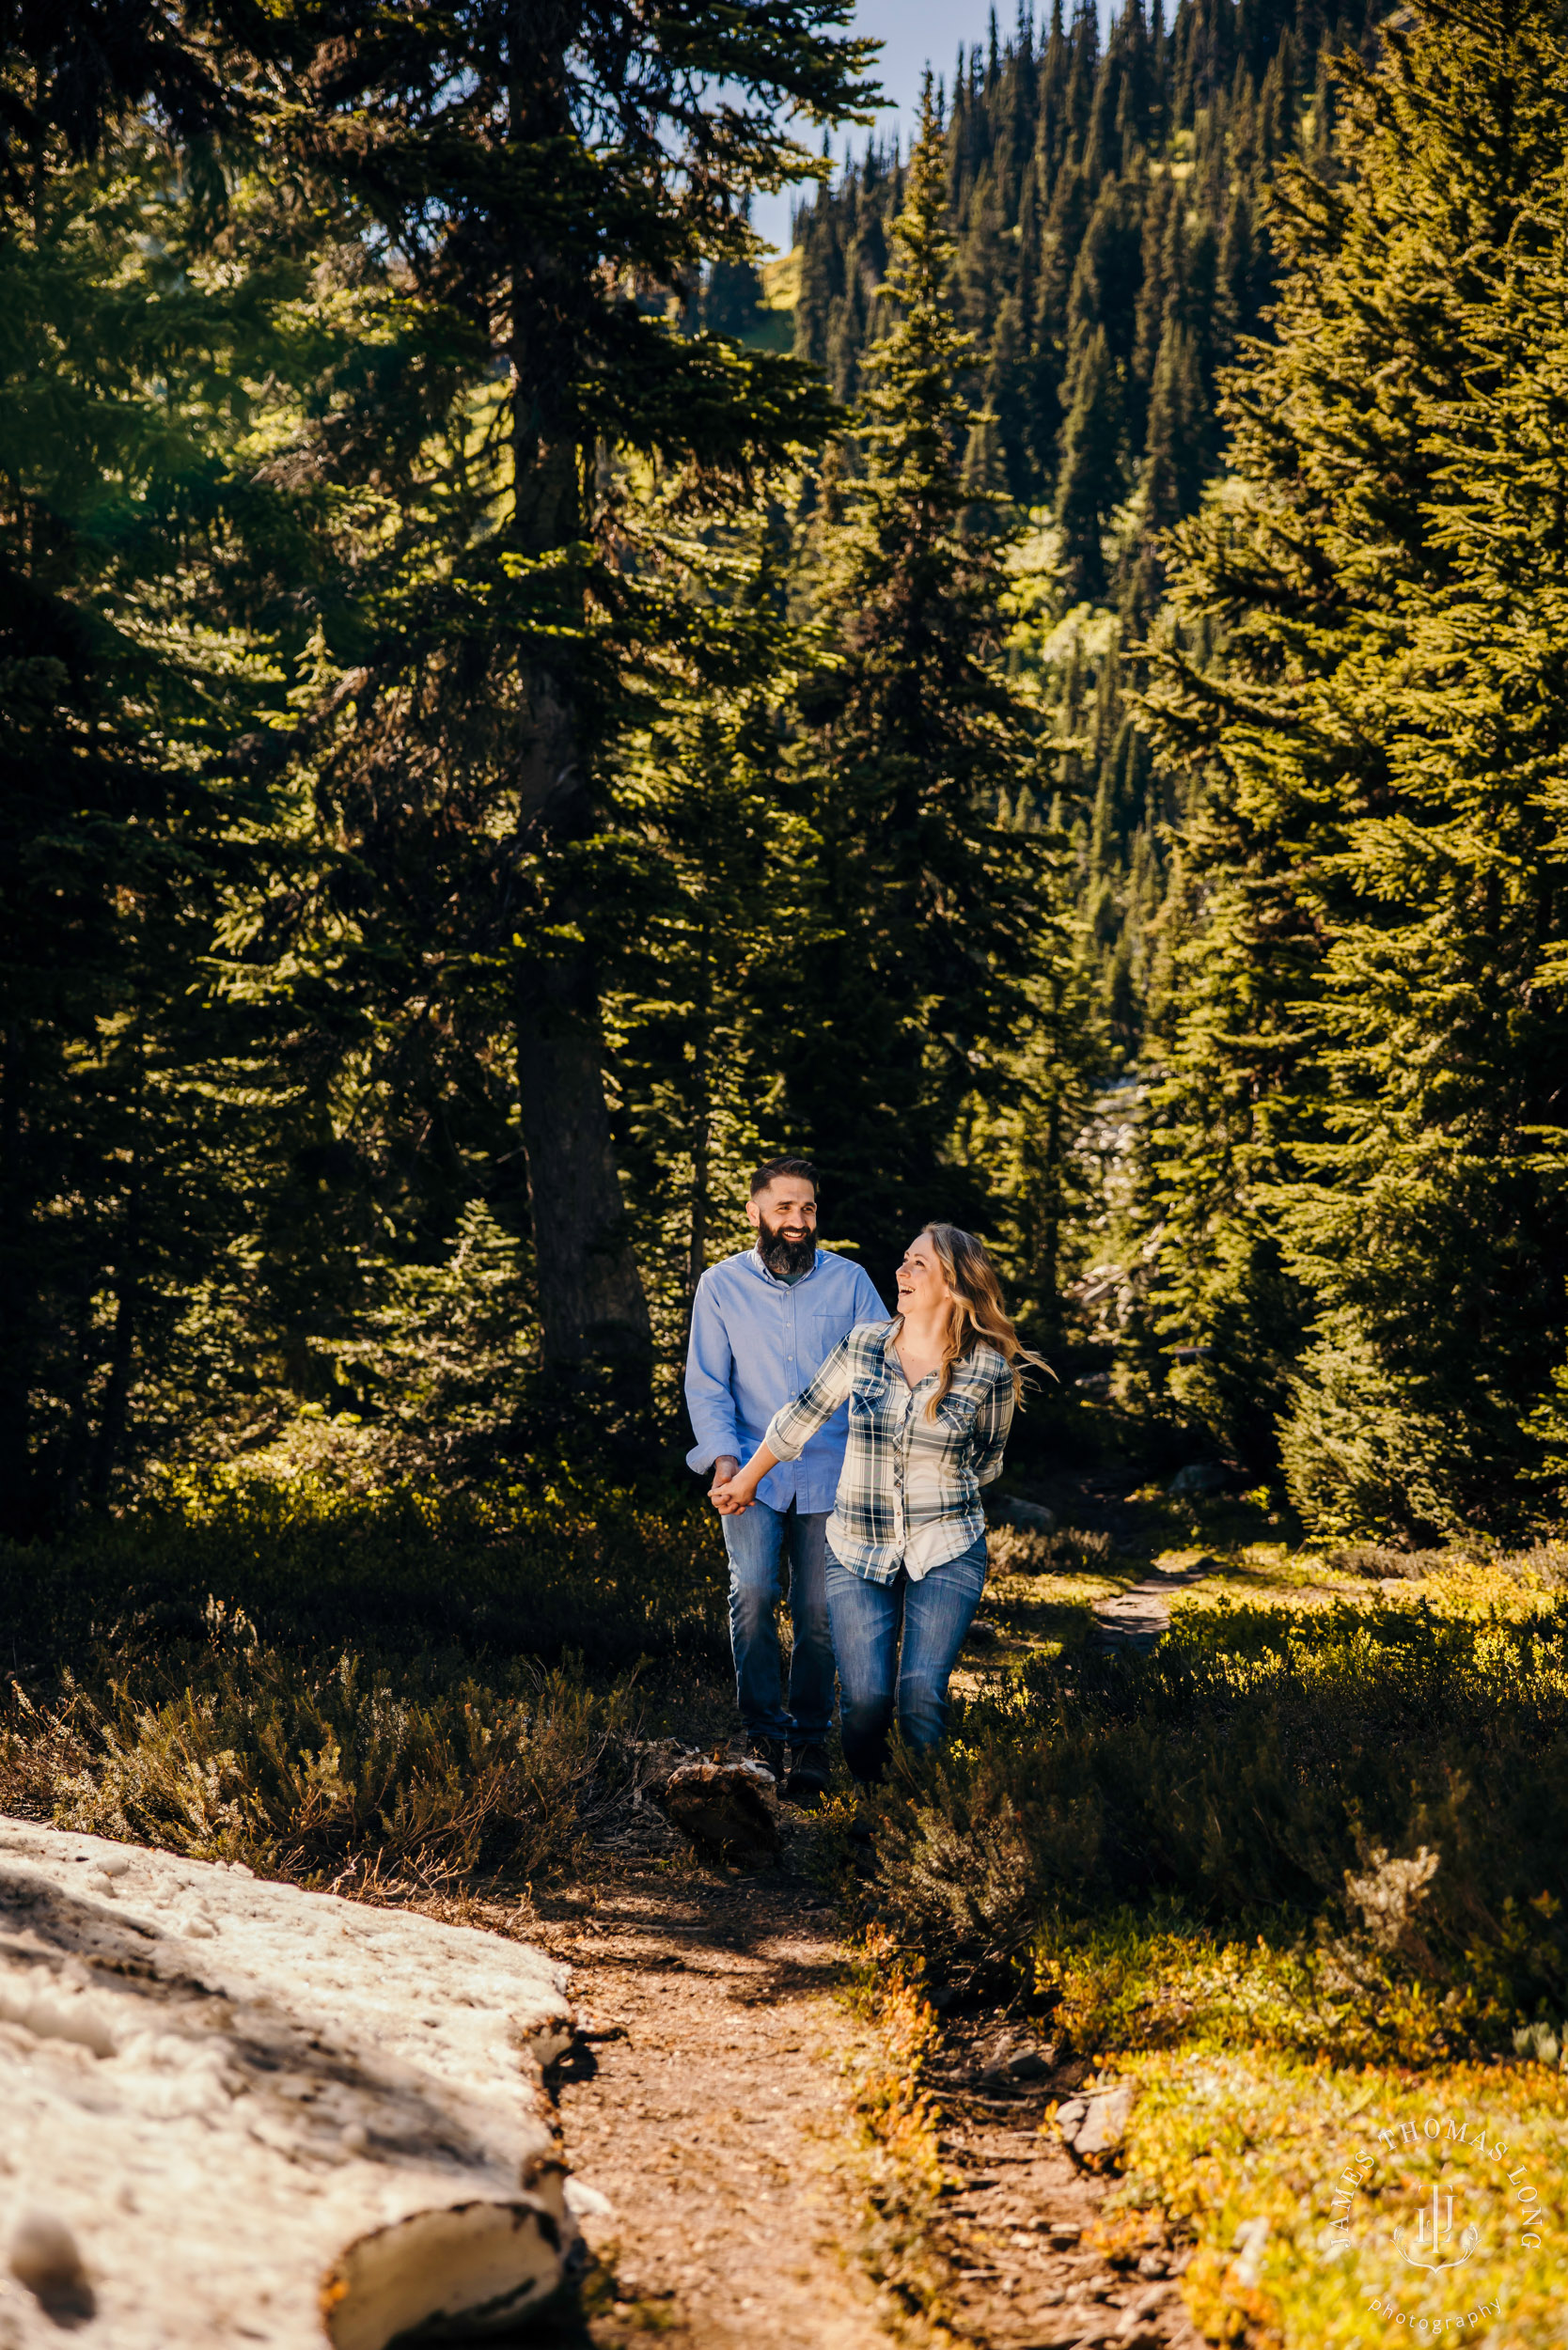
left=3, top=1623, right=643, bottom=1885
left=1325, top=1538, right=1568, bottom=1588
left=70, top=1648, right=635, bottom=1883
left=0, top=1474, right=724, bottom=1882
left=0, top=1471, right=728, bottom=1678
left=987, top=1524, right=1117, bottom=1576
left=867, top=1597, right=1568, bottom=2051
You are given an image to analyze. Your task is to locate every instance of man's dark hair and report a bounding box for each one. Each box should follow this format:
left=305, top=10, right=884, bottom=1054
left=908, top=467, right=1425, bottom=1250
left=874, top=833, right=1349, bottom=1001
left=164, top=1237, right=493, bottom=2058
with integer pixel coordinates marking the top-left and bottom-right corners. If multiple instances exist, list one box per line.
left=749, top=1155, right=818, bottom=1199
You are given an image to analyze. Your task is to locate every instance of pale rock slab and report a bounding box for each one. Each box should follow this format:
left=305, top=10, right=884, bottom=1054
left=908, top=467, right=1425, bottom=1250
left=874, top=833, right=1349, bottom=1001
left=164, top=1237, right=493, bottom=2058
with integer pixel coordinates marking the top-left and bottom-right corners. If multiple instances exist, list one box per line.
left=1057, top=2081, right=1136, bottom=2164
left=0, top=1818, right=577, bottom=2348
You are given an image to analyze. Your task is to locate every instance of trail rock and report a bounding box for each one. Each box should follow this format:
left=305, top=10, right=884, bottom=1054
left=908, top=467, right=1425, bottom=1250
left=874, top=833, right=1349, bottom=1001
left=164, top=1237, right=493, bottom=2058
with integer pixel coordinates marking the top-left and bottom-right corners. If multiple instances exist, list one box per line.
left=0, top=1818, right=576, bottom=2348
left=1057, top=2082, right=1136, bottom=2164
left=978, top=2033, right=1052, bottom=2083
left=659, top=1761, right=780, bottom=1866
left=988, top=1496, right=1058, bottom=1533
left=1167, top=1463, right=1228, bottom=1497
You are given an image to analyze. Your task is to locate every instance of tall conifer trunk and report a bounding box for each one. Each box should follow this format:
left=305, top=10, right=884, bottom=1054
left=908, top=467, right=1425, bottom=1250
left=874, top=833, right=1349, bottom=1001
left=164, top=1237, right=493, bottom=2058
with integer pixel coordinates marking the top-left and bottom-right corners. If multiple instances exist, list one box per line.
left=0, top=1026, right=37, bottom=1534
left=685, top=921, right=713, bottom=1330
left=506, top=1, right=651, bottom=1385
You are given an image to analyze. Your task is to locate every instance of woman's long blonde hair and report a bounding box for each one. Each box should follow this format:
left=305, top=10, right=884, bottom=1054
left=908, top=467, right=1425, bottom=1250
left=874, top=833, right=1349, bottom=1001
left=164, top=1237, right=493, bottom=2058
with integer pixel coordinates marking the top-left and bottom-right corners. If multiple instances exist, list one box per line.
left=916, top=1224, right=1051, bottom=1418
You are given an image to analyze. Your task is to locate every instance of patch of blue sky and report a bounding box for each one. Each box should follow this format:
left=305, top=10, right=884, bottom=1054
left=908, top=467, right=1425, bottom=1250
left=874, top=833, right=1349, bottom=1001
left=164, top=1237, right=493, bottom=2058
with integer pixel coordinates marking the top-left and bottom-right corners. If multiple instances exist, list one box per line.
left=748, top=0, right=1115, bottom=257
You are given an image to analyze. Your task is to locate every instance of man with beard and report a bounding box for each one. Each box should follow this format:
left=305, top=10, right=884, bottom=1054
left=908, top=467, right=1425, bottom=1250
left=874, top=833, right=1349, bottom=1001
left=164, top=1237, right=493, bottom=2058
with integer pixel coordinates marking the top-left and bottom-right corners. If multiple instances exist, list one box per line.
left=684, top=1157, right=887, bottom=1805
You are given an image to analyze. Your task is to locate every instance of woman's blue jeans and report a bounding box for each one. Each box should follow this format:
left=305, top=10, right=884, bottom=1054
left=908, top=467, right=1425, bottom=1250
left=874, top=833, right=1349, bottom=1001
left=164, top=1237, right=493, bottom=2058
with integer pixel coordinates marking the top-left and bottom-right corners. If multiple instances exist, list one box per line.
left=825, top=1533, right=988, bottom=1783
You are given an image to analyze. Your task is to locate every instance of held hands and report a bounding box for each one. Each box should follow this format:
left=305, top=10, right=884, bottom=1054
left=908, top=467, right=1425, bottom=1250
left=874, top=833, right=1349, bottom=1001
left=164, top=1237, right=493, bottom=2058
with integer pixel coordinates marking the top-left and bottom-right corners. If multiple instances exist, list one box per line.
left=712, top=1475, right=759, bottom=1515
left=710, top=1457, right=761, bottom=1513
left=708, top=1441, right=776, bottom=1516
left=708, top=1457, right=743, bottom=1516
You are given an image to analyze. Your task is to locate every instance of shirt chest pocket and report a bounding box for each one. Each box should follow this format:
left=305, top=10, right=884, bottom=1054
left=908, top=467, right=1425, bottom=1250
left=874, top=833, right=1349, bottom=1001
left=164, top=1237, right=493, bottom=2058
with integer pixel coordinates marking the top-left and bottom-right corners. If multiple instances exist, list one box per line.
left=803, top=1308, right=849, bottom=1379
left=928, top=1386, right=980, bottom=1444
left=848, top=1373, right=891, bottom=1426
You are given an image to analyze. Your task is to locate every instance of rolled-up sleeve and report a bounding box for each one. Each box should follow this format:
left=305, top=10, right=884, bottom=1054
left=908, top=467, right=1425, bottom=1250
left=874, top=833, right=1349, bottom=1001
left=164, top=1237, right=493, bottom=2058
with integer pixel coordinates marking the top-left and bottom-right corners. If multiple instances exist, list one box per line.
left=764, top=1337, right=856, bottom=1463
left=683, top=1276, right=741, bottom=1473
left=972, top=1367, right=1015, bottom=1486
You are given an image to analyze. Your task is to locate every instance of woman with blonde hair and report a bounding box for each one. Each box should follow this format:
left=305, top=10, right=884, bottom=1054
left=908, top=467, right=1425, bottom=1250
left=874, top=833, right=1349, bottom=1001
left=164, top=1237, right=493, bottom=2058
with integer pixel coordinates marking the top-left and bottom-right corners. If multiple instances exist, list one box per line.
left=714, top=1224, right=1040, bottom=1785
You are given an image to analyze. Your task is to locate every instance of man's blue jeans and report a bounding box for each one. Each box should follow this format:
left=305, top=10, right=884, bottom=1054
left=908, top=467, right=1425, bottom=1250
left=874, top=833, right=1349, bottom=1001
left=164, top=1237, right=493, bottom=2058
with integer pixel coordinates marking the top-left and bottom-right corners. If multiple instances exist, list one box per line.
left=722, top=1501, right=835, bottom=1745
left=825, top=1533, right=988, bottom=1782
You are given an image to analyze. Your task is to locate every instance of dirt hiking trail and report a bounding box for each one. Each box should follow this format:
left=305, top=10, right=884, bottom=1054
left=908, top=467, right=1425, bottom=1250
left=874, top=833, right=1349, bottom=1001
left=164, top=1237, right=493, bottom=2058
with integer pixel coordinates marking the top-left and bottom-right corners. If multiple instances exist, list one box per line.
left=535, top=1859, right=888, bottom=2350
left=529, top=1841, right=1207, bottom=2350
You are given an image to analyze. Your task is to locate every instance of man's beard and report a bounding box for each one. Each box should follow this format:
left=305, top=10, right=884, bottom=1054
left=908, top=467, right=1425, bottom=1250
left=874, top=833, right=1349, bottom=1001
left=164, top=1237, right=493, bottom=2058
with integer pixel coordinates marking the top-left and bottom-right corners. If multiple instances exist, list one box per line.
left=758, top=1219, right=816, bottom=1277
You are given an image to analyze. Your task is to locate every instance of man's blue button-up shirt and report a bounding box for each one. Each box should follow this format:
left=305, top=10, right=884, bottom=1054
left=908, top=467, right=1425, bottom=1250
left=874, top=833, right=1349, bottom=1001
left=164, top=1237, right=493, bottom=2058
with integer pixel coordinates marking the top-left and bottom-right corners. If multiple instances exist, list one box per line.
left=683, top=1247, right=890, bottom=1513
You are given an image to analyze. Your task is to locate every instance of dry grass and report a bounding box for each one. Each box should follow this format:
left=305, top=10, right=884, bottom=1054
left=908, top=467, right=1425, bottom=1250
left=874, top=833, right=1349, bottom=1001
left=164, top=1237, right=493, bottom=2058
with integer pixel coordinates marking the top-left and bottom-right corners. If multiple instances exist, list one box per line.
left=4, top=1647, right=645, bottom=1888
left=0, top=1476, right=718, bottom=1889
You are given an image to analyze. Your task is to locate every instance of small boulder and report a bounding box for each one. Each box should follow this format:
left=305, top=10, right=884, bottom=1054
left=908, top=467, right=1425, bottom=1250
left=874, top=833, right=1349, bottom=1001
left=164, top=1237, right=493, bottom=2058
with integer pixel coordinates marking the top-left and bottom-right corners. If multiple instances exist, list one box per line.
left=661, top=1761, right=780, bottom=1867
left=1057, top=2081, right=1136, bottom=2163
left=629, top=1738, right=700, bottom=1799
left=1167, top=1463, right=1228, bottom=1497
left=989, top=1496, right=1058, bottom=1532
left=979, top=2033, right=1052, bottom=2083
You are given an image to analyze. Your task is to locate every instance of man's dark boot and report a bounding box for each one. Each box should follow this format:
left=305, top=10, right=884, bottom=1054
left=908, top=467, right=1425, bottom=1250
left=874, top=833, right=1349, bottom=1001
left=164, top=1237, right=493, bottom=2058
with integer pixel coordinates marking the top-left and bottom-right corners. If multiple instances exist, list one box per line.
left=745, top=1734, right=786, bottom=1784
left=847, top=1809, right=877, bottom=1880
left=782, top=1742, right=831, bottom=1809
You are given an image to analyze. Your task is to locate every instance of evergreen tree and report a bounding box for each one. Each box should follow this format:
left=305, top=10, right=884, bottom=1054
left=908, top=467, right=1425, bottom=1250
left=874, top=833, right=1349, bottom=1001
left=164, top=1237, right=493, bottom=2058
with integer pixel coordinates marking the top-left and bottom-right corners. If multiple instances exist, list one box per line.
left=784, top=81, right=1080, bottom=1292
left=1129, top=168, right=1178, bottom=434
left=602, top=531, right=805, bottom=1388
left=1033, top=157, right=1091, bottom=455
left=704, top=254, right=765, bottom=338
left=1122, top=307, right=1206, bottom=618
left=0, top=119, right=336, bottom=1527
left=1141, top=0, right=1568, bottom=1530
left=289, top=0, right=878, bottom=1404
left=1055, top=326, right=1124, bottom=599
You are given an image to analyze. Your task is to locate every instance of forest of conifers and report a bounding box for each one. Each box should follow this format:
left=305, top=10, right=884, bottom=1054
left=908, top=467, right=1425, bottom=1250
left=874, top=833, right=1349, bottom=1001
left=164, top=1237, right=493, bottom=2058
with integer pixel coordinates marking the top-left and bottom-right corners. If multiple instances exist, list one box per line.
left=7, top=0, right=1568, bottom=1546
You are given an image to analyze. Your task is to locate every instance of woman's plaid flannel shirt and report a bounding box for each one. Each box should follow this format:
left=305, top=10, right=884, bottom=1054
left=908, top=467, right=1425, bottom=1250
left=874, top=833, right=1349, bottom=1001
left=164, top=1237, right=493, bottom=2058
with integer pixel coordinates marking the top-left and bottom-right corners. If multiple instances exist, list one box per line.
left=762, top=1319, right=1014, bottom=1582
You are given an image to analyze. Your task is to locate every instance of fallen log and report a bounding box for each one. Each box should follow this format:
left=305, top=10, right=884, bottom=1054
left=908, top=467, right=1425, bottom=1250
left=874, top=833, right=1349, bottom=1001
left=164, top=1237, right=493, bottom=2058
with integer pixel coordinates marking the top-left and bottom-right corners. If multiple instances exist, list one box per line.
left=0, top=1819, right=577, bottom=2348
